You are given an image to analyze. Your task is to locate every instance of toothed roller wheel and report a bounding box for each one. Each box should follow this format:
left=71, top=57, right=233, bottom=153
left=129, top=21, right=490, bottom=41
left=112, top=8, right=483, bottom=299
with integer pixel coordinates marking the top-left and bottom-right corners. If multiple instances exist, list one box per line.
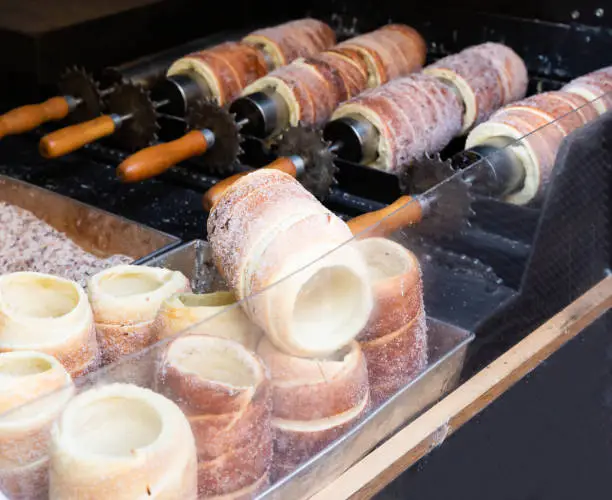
left=57, top=66, right=104, bottom=124
left=275, top=124, right=338, bottom=200
left=186, top=99, right=242, bottom=175
left=106, top=81, right=159, bottom=151
left=401, top=153, right=457, bottom=194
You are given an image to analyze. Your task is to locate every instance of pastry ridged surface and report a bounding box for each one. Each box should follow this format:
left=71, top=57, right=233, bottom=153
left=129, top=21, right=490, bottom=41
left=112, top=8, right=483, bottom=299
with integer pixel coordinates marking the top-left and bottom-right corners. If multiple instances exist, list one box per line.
left=332, top=73, right=463, bottom=172
left=256, top=337, right=369, bottom=480
left=562, top=65, right=612, bottom=115
left=243, top=18, right=335, bottom=68
left=333, top=24, right=426, bottom=87
left=466, top=90, right=598, bottom=204
left=208, top=169, right=373, bottom=358
left=354, top=238, right=428, bottom=405
left=167, top=42, right=268, bottom=106
left=424, top=42, right=527, bottom=132
left=157, top=335, right=272, bottom=498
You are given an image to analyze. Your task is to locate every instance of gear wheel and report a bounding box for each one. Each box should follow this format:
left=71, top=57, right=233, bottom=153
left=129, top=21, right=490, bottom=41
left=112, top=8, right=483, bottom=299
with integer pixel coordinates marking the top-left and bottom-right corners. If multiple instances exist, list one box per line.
left=399, top=152, right=457, bottom=194
left=57, top=66, right=104, bottom=124
left=106, top=81, right=159, bottom=151
left=275, top=124, right=338, bottom=200
left=186, top=99, right=242, bottom=174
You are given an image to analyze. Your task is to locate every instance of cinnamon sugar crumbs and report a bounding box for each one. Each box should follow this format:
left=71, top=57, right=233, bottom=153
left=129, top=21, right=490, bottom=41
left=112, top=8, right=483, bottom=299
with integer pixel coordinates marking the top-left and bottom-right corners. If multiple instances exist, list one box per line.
left=0, top=202, right=131, bottom=286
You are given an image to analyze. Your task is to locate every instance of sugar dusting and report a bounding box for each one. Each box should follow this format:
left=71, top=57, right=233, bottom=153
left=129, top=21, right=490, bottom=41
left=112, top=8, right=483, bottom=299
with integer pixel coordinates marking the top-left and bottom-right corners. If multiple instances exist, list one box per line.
left=0, top=202, right=131, bottom=287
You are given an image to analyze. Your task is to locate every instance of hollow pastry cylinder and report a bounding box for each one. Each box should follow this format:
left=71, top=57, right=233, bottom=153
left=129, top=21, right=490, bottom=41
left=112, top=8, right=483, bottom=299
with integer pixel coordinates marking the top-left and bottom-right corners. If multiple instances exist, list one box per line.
left=0, top=272, right=97, bottom=377
left=354, top=238, right=428, bottom=404
left=424, top=42, right=527, bottom=132
left=87, top=265, right=190, bottom=365
left=0, top=352, right=73, bottom=500
left=466, top=90, right=599, bottom=205
left=242, top=18, right=336, bottom=68
left=49, top=383, right=198, bottom=499
left=208, top=169, right=373, bottom=357
left=157, top=335, right=272, bottom=498
left=167, top=42, right=268, bottom=106
left=333, top=24, right=426, bottom=87
left=562, top=65, right=612, bottom=115
left=331, top=73, right=463, bottom=172
left=257, top=337, right=369, bottom=480
left=153, top=291, right=262, bottom=350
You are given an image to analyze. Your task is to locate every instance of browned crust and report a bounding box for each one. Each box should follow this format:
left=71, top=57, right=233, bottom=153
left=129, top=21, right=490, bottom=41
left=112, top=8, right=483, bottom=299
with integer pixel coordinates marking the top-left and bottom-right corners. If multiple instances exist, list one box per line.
left=257, top=338, right=369, bottom=420
left=95, top=320, right=155, bottom=366
left=184, top=42, right=268, bottom=105
left=358, top=255, right=423, bottom=341
left=187, top=379, right=272, bottom=460
left=0, top=457, right=49, bottom=500
left=205, top=470, right=270, bottom=500
left=158, top=336, right=269, bottom=416
left=196, top=426, right=272, bottom=496
left=360, top=310, right=428, bottom=406
left=271, top=394, right=370, bottom=481
left=245, top=18, right=335, bottom=66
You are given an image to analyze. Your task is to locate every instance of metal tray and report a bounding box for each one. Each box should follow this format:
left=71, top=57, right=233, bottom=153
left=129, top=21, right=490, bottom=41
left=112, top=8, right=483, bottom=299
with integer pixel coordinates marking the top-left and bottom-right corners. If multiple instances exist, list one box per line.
left=139, top=240, right=475, bottom=500
left=0, top=174, right=180, bottom=260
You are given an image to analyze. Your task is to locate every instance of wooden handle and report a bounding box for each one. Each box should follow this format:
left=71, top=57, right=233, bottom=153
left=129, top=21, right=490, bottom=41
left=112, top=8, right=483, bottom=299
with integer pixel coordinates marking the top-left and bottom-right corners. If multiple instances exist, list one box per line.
left=39, top=115, right=117, bottom=158
left=202, top=157, right=299, bottom=212
left=117, top=130, right=210, bottom=183
left=348, top=195, right=424, bottom=237
left=0, top=97, right=71, bottom=138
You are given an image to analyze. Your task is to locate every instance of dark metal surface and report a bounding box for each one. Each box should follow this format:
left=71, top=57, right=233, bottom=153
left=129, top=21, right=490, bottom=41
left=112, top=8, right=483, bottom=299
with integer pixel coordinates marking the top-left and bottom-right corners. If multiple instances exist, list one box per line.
left=56, top=66, right=106, bottom=124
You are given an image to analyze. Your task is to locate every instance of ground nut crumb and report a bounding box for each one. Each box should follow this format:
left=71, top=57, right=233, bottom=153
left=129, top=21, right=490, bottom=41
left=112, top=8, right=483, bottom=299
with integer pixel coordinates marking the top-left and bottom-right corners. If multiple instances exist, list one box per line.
left=0, top=202, right=132, bottom=286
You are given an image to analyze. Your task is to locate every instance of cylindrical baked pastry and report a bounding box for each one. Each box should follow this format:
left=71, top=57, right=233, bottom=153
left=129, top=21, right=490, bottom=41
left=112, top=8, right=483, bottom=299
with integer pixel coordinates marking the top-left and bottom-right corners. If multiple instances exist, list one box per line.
left=353, top=238, right=428, bottom=405
left=240, top=51, right=368, bottom=130
left=333, top=24, right=426, bottom=87
left=207, top=169, right=373, bottom=357
left=153, top=291, right=262, bottom=351
left=0, top=272, right=97, bottom=377
left=157, top=335, right=272, bottom=498
left=562, top=65, right=612, bottom=115
left=466, top=90, right=599, bottom=205
left=331, top=73, right=464, bottom=172
left=87, top=265, right=190, bottom=365
left=0, top=352, right=73, bottom=500
left=49, top=383, right=197, bottom=499
left=167, top=42, right=268, bottom=106
left=257, top=337, right=369, bottom=480
left=242, top=18, right=335, bottom=69
left=424, top=42, right=527, bottom=132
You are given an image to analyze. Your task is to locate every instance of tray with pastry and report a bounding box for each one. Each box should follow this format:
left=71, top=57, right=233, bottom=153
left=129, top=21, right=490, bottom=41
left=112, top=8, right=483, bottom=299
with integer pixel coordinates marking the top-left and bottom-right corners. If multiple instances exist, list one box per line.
left=0, top=169, right=474, bottom=499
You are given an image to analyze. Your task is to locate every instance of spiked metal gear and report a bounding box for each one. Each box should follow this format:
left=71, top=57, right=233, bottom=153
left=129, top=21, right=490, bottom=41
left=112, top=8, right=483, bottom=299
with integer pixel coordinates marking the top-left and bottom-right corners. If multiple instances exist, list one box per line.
left=106, top=81, right=159, bottom=151
left=275, top=124, right=338, bottom=200
left=401, top=152, right=457, bottom=195
left=186, top=99, right=243, bottom=174
left=57, top=66, right=104, bottom=124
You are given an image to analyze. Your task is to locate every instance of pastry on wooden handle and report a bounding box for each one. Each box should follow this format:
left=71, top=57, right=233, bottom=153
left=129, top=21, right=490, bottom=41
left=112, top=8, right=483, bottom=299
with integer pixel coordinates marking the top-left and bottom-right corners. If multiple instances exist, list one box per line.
left=257, top=337, right=369, bottom=480
left=333, top=24, right=426, bottom=87
left=117, top=130, right=210, bottom=183
left=466, top=90, right=598, bottom=205
left=332, top=73, right=463, bottom=172
left=562, top=65, right=612, bottom=115
left=167, top=42, right=268, bottom=106
left=38, top=115, right=116, bottom=158
left=202, top=157, right=299, bottom=211
left=0, top=97, right=71, bottom=139
left=208, top=169, right=373, bottom=357
left=157, top=335, right=272, bottom=498
left=243, top=18, right=335, bottom=68
left=354, top=238, right=427, bottom=405
left=48, top=383, right=198, bottom=499
left=0, top=272, right=98, bottom=377
left=424, top=42, right=527, bottom=132
left=87, top=265, right=190, bottom=365
left=153, top=291, right=262, bottom=350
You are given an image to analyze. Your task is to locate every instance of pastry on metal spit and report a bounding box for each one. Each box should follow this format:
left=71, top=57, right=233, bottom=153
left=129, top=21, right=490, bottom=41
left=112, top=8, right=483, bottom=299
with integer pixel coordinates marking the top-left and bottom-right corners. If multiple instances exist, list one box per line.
left=561, top=65, right=612, bottom=115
